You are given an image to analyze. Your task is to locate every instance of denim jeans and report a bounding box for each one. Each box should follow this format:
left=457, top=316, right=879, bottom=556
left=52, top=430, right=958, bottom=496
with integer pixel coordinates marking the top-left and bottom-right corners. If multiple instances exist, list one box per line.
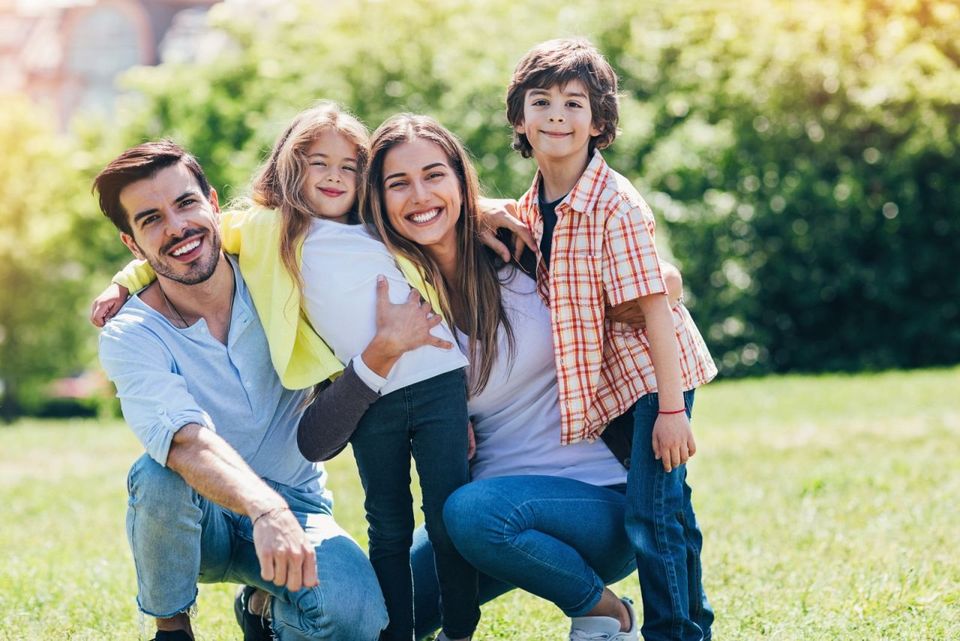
left=409, top=476, right=636, bottom=638
left=626, top=390, right=713, bottom=641
left=125, top=455, right=387, bottom=641
left=349, top=369, right=479, bottom=641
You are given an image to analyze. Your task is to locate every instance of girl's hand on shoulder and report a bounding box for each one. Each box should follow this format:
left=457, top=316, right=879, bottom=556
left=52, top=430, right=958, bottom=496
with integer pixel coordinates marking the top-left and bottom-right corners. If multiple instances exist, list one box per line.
left=90, top=283, right=130, bottom=328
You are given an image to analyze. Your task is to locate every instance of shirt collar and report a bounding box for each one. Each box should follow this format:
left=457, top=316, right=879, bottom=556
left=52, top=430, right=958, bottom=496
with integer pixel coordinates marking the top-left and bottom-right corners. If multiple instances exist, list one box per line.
left=527, top=149, right=611, bottom=218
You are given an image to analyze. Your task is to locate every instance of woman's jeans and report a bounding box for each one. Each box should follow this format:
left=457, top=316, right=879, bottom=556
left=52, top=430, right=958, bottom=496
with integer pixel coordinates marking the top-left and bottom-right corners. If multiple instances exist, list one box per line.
left=350, top=369, right=479, bottom=641
left=125, top=455, right=387, bottom=641
left=418, top=474, right=635, bottom=636
left=627, top=390, right=713, bottom=641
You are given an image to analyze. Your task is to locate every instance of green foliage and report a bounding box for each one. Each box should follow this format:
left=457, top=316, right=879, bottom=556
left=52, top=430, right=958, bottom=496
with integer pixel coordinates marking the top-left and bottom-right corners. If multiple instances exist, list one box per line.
left=2, top=368, right=959, bottom=638
left=0, top=97, right=115, bottom=419
left=111, top=0, right=959, bottom=379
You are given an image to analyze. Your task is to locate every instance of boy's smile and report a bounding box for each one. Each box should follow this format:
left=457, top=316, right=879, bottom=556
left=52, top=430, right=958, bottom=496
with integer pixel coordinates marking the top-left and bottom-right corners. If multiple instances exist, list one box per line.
left=516, top=79, right=601, bottom=166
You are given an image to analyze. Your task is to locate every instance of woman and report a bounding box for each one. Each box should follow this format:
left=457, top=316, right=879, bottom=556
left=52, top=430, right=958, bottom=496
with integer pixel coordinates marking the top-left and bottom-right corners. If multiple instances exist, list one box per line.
left=344, top=113, right=679, bottom=639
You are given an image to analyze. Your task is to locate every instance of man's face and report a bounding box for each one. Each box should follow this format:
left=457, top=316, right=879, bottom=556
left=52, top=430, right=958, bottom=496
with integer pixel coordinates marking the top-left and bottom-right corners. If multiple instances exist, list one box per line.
left=119, top=162, right=222, bottom=285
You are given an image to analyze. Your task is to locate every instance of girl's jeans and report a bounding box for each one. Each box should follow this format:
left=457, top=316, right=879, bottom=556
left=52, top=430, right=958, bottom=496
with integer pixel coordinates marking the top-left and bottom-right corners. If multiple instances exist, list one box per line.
left=627, top=390, right=714, bottom=641
left=125, top=455, right=388, bottom=641
left=349, top=369, right=479, bottom=641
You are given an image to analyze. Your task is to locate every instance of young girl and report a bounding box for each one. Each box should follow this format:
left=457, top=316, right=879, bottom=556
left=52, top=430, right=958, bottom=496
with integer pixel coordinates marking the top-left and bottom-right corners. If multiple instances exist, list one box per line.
left=94, top=103, right=480, bottom=641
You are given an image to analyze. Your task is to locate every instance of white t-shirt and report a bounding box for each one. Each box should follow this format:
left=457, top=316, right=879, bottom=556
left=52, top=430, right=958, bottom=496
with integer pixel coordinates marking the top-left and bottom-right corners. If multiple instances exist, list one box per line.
left=299, top=219, right=468, bottom=395
left=459, top=268, right=627, bottom=485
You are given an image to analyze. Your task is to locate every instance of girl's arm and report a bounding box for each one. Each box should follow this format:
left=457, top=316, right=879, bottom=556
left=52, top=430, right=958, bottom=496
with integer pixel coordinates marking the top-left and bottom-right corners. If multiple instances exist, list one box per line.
left=90, top=259, right=155, bottom=327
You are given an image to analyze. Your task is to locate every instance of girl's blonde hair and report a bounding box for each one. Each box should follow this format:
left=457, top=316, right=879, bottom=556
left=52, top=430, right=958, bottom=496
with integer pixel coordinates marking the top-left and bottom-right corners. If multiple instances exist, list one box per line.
left=251, top=101, right=370, bottom=291
left=361, top=113, right=514, bottom=394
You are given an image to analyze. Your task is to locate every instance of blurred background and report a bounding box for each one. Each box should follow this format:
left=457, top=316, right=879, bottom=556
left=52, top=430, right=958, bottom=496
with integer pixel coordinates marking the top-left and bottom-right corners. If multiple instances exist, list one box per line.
left=1, top=0, right=958, bottom=419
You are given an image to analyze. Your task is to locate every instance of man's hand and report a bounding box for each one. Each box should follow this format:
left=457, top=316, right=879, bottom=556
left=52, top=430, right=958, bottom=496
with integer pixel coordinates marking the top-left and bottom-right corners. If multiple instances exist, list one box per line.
left=363, top=276, right=453, bottom=377
left=90, top=282, right=130, bottom=327
left=252, top=506, right=318, bottom=592
left=477, top=197, right=536, bottom=262
left=651, top=412, right=696, bottom=473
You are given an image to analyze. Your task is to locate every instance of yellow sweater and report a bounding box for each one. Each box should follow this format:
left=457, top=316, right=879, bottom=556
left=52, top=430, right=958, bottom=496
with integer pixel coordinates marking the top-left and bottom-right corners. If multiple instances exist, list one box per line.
left=114, top=207, right=441, bottom=390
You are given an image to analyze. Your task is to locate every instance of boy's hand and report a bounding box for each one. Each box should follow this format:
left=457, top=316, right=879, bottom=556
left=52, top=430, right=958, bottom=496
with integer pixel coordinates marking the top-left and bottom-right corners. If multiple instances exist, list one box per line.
left=652, top=412, right=696, bottom=473
left=477, top=197, right=536, bottom=262
left=90, top=283, right=130, bottom=328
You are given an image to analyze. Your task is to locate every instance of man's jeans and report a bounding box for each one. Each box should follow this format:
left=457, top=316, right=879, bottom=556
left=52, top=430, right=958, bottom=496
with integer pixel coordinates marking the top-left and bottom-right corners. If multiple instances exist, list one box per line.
left=126, top=455, right=387, bottom=641
left=411, top=475, right=636, bottom=638
left=626, top=391, right=714, bottom=641
left=349, top=369, right=479, bottom=641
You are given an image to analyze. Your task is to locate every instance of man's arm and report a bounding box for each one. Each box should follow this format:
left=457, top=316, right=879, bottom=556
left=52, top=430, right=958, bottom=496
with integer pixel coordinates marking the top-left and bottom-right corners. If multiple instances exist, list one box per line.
left=166, top=424, right=318, bottom=592
left=99, top=321, right=316, bottom=592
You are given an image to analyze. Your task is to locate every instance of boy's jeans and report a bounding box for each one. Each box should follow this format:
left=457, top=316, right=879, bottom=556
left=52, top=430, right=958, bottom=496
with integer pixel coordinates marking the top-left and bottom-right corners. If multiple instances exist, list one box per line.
left=349, top=369, right=480, bottom=641
left=125, top=455, right=387, bottom=641
left=626, top=390, right=714, bottom=641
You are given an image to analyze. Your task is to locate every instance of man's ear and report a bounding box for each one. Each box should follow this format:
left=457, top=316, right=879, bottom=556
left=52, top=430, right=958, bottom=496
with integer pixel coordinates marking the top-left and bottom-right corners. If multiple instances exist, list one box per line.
left=209, top=187, right=220, bottom=213
left=120, top=232, right=145, bottom=260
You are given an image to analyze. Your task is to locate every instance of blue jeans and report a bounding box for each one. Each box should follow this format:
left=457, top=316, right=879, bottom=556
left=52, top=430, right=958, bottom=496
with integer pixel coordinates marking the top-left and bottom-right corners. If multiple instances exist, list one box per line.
left=626, top=391, right=713, bottom=641
left=411, top=476, right=636, bottom=638
left=125, top=455, right=387, bottom=641
left=350, top=369, right=479, bottom=641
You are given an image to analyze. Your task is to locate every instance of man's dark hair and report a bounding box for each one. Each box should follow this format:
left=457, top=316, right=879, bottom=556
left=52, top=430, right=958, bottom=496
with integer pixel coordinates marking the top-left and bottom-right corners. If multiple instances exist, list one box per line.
left=506, top=38, right=620, bottom=159
left=93, top=140, right=211, bottom=235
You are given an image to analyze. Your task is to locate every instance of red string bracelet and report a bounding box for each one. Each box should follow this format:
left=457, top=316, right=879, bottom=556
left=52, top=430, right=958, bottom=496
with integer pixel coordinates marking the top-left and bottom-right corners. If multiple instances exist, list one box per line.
left=658, top=408, right=687, bottom=415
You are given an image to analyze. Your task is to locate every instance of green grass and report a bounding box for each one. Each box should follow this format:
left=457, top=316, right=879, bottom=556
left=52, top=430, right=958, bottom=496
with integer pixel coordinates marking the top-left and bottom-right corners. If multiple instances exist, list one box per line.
left=2, top=367, right=959, bottom=640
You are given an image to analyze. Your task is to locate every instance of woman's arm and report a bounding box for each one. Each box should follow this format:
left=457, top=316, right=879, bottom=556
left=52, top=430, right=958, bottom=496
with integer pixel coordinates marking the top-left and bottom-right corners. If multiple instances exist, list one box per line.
left=297, top=276, right=454, bottom=461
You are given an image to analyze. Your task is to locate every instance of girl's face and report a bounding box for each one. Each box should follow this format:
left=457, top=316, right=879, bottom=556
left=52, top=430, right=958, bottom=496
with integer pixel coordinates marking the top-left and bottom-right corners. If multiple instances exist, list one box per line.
left=382, top=138, right=462, bottom=256
left=302, top=129, right=359, bottom=224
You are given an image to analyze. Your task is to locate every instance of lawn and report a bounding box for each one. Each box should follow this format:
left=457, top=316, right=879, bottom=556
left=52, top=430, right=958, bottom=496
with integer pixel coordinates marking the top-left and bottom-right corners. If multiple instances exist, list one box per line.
left=1, top=367, right=958, bottom=640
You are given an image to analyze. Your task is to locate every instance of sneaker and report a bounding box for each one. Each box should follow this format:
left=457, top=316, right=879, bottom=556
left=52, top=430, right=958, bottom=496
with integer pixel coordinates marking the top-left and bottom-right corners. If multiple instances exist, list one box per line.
left=234, top=585, right=273, bottom=641
left=569, top=597, right=638, bottom=641
left=151, top=631, right=193, bottom=641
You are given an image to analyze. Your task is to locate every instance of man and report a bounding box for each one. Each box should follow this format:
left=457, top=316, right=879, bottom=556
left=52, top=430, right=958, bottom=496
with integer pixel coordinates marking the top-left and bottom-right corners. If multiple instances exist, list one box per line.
left=94, top=141, right=436, bottom=640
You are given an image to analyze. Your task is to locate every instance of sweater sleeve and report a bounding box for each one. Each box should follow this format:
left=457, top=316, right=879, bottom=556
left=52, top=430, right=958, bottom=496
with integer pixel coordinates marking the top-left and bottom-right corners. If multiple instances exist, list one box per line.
left=296, top=360, right=379, bottom=461
left=112, top=258, right=155, bottom=291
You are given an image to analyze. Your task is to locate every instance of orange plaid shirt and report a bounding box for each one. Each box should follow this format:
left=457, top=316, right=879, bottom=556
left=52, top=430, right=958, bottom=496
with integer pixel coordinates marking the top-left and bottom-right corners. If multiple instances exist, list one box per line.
left=517, top=151, right=717, bottom=444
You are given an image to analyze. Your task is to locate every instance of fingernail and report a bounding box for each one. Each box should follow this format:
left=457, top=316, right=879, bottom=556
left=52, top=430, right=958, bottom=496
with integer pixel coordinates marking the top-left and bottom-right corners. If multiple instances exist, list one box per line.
left=377, top=275, right=385, bottom=283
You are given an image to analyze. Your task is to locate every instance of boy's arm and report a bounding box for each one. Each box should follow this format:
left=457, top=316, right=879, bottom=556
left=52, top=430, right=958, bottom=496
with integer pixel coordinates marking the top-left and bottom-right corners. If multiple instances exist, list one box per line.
left=602, top=197, right=694, bottom=471
left=635, top=293, right=696, bottom=473
left=476, top=197, right=536, bottom=262
left=608, top=262, right=683, bottom=328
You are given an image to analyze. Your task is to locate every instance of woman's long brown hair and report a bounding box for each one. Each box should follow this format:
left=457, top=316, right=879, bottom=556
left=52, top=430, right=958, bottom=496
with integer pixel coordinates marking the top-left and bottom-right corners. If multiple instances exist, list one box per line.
left=361, top=114, right=514, bottom=394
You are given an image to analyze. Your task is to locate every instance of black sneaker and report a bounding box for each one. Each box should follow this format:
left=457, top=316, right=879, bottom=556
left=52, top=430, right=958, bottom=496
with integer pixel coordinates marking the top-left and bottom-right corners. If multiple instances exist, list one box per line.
left=151, top=631, right=193, bottom=641
left=234, top=585, right=273, bottom=641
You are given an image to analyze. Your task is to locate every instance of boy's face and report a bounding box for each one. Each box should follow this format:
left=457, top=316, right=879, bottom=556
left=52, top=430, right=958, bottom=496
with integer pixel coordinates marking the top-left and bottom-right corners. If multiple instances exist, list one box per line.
left=515, top=79, right=601, bottom=164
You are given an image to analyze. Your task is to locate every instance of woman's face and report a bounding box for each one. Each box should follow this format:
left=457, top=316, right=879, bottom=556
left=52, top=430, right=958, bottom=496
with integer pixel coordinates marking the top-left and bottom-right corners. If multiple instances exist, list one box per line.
left=381, top=138, right=462, bottom=256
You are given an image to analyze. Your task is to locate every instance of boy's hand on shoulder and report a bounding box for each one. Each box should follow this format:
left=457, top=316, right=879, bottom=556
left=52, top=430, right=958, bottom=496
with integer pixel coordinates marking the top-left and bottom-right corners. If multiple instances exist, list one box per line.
left=477, top=197, right=536, bottom=262
left=652, top=413, right=696, bottom=473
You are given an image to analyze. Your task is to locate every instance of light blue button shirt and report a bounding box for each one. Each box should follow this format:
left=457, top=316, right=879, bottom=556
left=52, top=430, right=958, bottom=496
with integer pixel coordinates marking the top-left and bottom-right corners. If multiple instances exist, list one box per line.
left=99, top=255, right=327, bottom=497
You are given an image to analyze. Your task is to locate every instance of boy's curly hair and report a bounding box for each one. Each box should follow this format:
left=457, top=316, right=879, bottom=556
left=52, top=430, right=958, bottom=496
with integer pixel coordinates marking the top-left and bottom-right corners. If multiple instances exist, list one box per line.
left=506, top=38, right=619, bottom=158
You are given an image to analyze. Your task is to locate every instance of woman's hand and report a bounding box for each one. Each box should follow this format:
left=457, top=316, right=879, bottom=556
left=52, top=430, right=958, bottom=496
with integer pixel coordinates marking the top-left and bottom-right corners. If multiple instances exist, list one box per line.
left=362, top=276, right=455, bottom=377
left=90, top=283, right=130, bottom=327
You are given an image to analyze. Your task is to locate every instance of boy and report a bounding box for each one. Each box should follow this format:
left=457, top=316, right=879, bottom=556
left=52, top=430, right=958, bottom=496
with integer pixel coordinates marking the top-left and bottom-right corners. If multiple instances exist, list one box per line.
left=506, top=39, right=718, bottom=641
